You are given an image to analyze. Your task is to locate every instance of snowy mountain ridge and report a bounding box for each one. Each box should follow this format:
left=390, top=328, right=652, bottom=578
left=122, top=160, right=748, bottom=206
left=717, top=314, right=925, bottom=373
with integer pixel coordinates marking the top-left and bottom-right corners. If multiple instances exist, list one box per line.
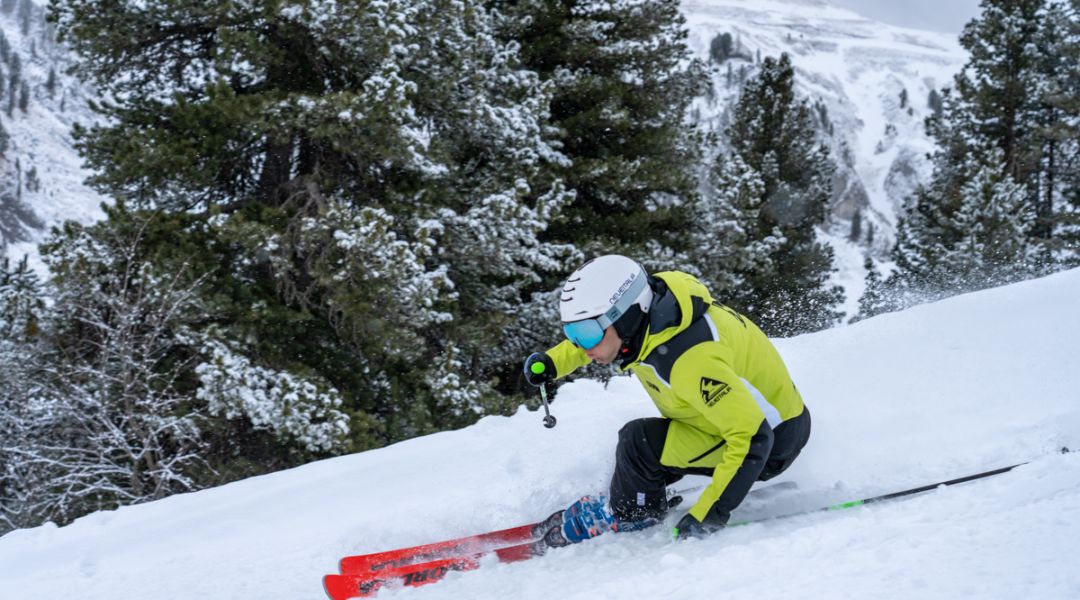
left=1, top=265, right=1077, bottom=599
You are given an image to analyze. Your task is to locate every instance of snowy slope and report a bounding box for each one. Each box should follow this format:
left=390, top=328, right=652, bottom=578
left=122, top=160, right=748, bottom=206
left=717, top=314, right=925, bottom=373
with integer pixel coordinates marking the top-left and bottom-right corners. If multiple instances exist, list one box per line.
left=2, top=268, right=1079, bottom=599
left=0, top=1, right=106, bottom=270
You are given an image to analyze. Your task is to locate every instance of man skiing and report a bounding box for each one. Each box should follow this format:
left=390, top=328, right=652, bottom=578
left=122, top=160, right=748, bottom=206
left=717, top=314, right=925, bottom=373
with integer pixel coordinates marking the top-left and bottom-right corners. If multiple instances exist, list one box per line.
left=524, top=255, right=811, bottom=542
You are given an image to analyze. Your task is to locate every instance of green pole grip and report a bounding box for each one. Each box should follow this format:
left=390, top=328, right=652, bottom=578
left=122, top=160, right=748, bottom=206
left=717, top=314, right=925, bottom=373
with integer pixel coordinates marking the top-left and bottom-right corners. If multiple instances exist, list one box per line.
left=530, top=361, right=546, bottom=375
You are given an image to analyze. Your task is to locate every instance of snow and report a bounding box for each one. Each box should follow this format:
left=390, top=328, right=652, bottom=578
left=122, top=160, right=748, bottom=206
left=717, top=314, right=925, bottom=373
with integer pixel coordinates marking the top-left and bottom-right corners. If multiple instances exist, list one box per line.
left=0, top=3, right=107, bottom=272
left=2, top=267, right=1079, bottom=599
left=821, top=227, right=870, bottom=321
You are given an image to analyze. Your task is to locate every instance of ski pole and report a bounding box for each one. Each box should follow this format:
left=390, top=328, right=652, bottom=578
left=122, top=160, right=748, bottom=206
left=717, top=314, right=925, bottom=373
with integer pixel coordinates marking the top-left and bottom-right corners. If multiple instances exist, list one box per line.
left=527, top=359, right=556, bottom=428
left=824, top=451, right=1060, bottom=510
left=538, top=383, right=556, bottom=429
left=732, top=447, right=1072, bottom=526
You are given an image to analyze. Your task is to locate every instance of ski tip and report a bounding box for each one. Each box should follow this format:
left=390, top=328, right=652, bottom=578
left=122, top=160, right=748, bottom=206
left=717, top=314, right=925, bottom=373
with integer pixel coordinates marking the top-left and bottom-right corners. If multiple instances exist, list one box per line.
left=324, top=573, right=375, bottom=600
left=339, top=556, right=367, bottom=574
left=323, top=574, right=348, bottom=600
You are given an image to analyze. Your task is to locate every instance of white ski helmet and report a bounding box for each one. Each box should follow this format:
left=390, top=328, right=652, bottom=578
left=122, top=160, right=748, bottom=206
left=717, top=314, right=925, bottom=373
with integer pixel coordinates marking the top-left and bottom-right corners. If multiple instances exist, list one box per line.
left=559, top=255, right=653, bottom=349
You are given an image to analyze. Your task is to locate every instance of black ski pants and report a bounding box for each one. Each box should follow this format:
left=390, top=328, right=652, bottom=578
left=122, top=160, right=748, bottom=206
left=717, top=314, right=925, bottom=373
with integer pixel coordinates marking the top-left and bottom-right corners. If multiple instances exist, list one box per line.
left=608, top=407, right=811, bottom=523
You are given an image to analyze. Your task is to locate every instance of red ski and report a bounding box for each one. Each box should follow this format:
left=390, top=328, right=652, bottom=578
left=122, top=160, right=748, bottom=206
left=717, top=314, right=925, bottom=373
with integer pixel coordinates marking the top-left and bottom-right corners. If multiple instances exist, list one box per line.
left=338, top=510, right=562, bottom=574
left=324, top=541, right=543, bottom=600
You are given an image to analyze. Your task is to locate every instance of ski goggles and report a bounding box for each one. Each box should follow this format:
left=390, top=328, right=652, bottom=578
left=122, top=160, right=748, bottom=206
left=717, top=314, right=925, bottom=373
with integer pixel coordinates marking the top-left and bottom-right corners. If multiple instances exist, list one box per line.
left=561, top=272, right=648, bottom=350
left=563, top=318, right=608, bottom=350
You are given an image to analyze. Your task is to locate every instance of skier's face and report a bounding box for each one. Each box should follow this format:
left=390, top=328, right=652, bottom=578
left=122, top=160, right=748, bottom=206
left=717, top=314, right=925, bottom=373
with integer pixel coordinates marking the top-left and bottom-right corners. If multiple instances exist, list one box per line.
left=585, top=326, right=621, bottom=364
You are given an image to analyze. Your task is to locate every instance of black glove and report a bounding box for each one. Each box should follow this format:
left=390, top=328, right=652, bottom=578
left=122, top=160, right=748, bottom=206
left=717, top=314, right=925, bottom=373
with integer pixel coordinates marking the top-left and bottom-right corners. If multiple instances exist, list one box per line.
left=523, top=352, right=555, bottom=387
left=672, top=510, right=726, bottom=540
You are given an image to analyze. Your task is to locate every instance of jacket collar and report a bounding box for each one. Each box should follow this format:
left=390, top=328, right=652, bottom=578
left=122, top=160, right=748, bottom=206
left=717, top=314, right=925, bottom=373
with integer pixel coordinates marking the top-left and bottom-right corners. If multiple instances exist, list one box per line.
left=617, top=271, right=713, bottom=370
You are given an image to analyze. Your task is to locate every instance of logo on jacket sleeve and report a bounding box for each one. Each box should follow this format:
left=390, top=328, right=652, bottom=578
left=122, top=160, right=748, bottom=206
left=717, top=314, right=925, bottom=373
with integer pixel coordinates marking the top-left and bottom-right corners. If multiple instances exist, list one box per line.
left=700, top=377, right=731, bottom=407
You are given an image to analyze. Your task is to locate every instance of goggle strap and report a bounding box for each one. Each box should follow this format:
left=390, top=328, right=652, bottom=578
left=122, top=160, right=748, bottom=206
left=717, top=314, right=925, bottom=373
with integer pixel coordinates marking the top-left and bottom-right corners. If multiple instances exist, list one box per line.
left=597, top=270, right=648, bottom=329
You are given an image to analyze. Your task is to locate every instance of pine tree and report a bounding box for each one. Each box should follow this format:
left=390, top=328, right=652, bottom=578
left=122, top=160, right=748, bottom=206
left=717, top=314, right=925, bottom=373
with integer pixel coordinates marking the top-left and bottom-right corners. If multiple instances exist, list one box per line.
left=0, top=255, right=45, bottom=532
left=894, top=0, right=1075, bottom=295
left=1038, top=0, right=1080, bottom=260
left=17, top=80, right=27, bottom=112
left=0, top=255, right=43, bottom=342
left=928, top=89, right=944, bottom=117
left=945, top=158, right=1036, bottom=284
left=690, top=153, right=781, bottom=296
left=490, top=0, right=706, bottom=264
left=894, top=150, right=1037, bottom=294
left=0, top=119, right=9, bottom=155
left=698, top=53, right=843, bottom=334
left=952, top=0, right=1046, bottom=187
left=52, top=0, right=576, bottom=456
left=851, top=257, right=890, bottom=323
left=9, top=52, right=19, bottom=90
left=710, top=32, right=734, bottom=63
left=25, top=165, right=39, bottom=192
left=18, top=0, right=32, bottom=36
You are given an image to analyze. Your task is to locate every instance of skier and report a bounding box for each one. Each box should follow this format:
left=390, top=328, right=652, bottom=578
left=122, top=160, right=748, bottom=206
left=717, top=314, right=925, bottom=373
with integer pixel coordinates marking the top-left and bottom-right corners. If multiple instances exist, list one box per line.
left=524, top=255, right=811, bottom=542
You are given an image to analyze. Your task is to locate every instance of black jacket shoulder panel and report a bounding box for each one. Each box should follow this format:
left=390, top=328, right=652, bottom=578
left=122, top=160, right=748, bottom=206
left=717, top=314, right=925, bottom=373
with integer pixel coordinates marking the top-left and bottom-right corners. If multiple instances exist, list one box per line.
left=642, top=315, right=717, bottom=385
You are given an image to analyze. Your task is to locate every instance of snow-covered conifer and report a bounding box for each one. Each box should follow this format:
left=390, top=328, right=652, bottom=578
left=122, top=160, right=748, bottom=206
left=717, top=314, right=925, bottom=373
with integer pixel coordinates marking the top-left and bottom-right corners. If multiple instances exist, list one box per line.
left=0, top=256, right=45, bottom=532
left=691, top=153, right=782, bottom=297
left=52, top=0, right=577, bottom=446
left=894, top=150, right=1039, bottom=295
left=192, top=335, right=349, bottom=454
left=893, top=0, right=1079, bottom=293
left=1037, top=1, right=1080, bottom=260
left=941, top=154, right=1037, bottom=286
left=851, top=257, right=889, bottom=322
left=705, top=53, right=843, bottom=334
left=492, top=0, right=706, bottom=264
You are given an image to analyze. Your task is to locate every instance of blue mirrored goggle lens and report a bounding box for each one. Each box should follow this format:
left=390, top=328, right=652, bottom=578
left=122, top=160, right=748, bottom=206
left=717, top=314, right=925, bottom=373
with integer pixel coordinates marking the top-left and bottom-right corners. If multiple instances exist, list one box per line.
left=563, top=319, right=605, bottom=350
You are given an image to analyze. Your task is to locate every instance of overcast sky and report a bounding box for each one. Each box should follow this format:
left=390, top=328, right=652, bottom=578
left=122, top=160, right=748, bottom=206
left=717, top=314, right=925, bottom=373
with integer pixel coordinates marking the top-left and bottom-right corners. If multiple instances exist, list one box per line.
left=829, top=0, right=983, bottom=33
